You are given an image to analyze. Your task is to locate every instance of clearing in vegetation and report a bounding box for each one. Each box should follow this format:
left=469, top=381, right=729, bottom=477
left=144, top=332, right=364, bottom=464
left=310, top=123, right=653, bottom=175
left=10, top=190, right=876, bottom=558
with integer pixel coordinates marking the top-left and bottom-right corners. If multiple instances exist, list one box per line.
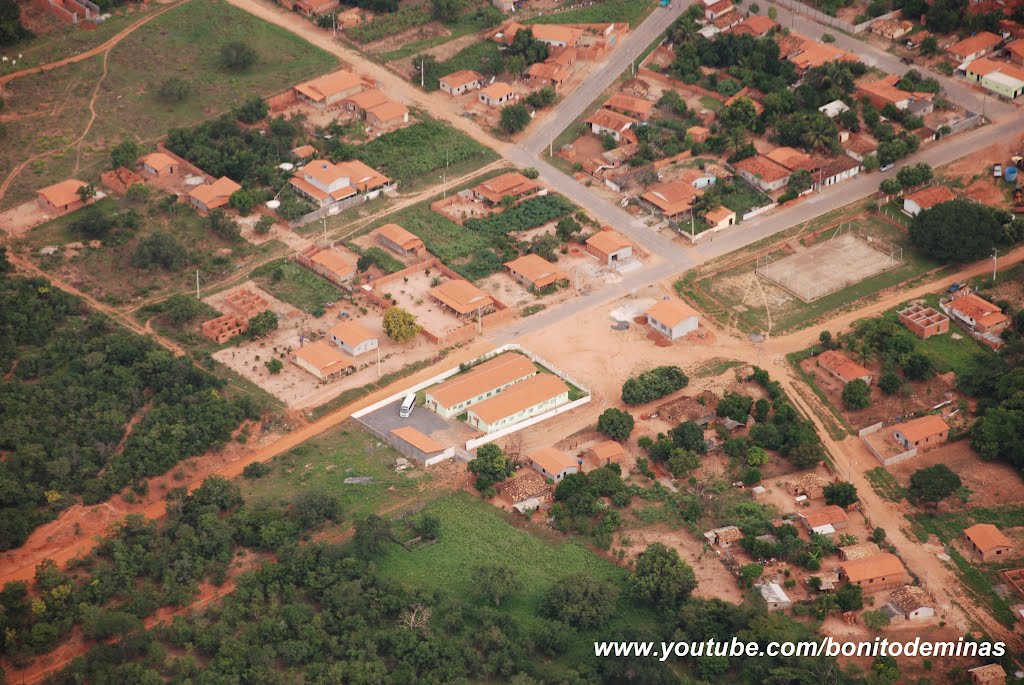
left=250, top=259, right=347, bottom=314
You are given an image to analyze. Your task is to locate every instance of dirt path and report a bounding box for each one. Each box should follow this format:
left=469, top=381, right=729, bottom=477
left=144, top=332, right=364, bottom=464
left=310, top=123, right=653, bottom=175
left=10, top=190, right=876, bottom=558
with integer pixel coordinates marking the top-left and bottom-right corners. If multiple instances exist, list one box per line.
left=221, top=0, right=508, bottom=155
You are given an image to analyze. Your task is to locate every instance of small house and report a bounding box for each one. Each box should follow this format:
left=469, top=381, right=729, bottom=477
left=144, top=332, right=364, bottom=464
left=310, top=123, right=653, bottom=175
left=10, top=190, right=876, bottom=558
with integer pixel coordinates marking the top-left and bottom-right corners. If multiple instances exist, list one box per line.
left=528, top=446, right=579, bottom=481
left=734, top=155, right=792, bottom=192
left=756, top=582, right=792, bottom=612
left=308, top=247, right=357, bottom=286
left=898, top=304, right=949, bottom=339
left=37, top=179, right=88, bottom=214
left=645, top=298, right=699, bottom=341
left=375, top=223, right=425, bottom=257
left=291, top=340, right=353, bottom=380
left=585, top=229, right=632, bottom=265
left=892, top=415, right=949, bottom=452
left=839, top=553, right=909, bottom=593
left=945, top=291, right=1010, bottom=334
left=902, top=186, right=956, bottom=216
left=604, top=94, right=654, bottom=122
left=188, top=177, right=241, bottom=212
left=585, top=109, right=638, bottom=143
left=327, top=320, right=378, bottom=357
left=479, top=82, right=514, bottom=107
left=947, top=31, right=1002, bottom=62
left=968, top=664, right=1007, bottom=685
left=964, top=523, right=1013, bottom=562
left=428, top=279, right=495, bottom=318
left=586, top=440, right=626, bottom=466
left=366, top=101, right=410, bottom=128
left=504, top=253, right=568, bottom=291
left=140, top=152, right=177, bottom=177
left=800, top=505, right=849, bottom=533
left=890, top=585, right=935, bottom=620
left=705, top=206, right=736, bottom=230
left=816, top=350, right=873, bottom=385
left=439, top=70, right=484, bottom=95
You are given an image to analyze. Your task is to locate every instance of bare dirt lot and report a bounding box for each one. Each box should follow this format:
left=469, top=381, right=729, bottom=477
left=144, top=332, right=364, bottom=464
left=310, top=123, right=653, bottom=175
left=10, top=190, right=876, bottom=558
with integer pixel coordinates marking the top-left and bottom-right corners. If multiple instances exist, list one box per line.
left=889, top=439, right=1024, bottom=508
left=382, top=267, right=491, bottom=336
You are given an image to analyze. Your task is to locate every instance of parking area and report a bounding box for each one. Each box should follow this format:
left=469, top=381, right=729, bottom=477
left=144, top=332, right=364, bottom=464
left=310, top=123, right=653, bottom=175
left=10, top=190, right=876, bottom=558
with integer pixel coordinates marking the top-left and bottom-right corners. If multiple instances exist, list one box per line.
left=356, top=398, right=475, bottom=448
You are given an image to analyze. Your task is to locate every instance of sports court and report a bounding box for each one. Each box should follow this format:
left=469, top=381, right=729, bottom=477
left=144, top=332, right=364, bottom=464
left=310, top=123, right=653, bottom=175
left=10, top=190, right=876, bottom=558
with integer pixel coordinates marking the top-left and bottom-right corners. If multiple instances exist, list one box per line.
left=757, top=233, right=902, bottom=302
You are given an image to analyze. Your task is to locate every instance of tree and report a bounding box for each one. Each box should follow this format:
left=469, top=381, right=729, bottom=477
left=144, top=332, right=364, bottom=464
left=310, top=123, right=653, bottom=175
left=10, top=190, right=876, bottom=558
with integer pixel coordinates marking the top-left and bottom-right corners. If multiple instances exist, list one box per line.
left=768, top=5, right=778, bottom=19
left=541, top=575, right=618, bottom=628
left=265, top=358, right=284, bottom=374
left=823, top=481, right=858, bottom=508
left=292, top=489, right=342, bottom=528
left=383, top=306, right=421, bottom=342
left=720, top=97, right=758, bottom=131
left=468, top=443, right=515, bottom=494
left=234, top=95, right=269, bottom=124
left=788, top=169, right=813, bottom=193
left=555, top=216, right=581, bottom=242
left=553, top=472, right=598, bottom=517
left=835, top=583, right=863, bottom=612
left=754, top=398, right=770, bottom=423
left=254, top=216, right=274, bottom=234
left=597, top=408, right=635, bottom=441
left=821, top=32, right=835, bottom=42
left=789, top=442, right=821, bottom=469
left=353, top=515, right=391, bottom=557
left=903, top=351, right=935, bottom=381
left=739, top=563, right=763, bottom=588
left=671, top=421, right=707, bottom=453
left=475, top=563, right=521, bottom=607
left=248, top=310, right=279, bottom=338
left=500, top=103, right=531, bottom=133
left=622, top=366, right=688, bottom=405
left=879, top=177, right=902, bottom=195
left=161, top=293, right=205, bottom=326
left=909, top=199, right=1001, bottom=262
left=110, top=140, right=141, bottom=169
left=746, top=446, right=769, bottom=466
left=630, top=542, right=697, bottom=606
left=717, top=392, right=754, bottom=422
left=908, top=464, right=962, bottom=504
left=862, top=610, right=890, bottom=630
left=220, top=41, right=257, bottom=71
left=842, top=379, right=872, bottom=410
left=76, top=183, right=96, bottom=204
left=920, top=35, right=940, bottom=55
left=525, top=86, right=556, bottom=108
left=878, top=371, right=902, bottom=395
left=158, top=77, right=190, bottom=103
left=229, top=189, right=256, bottom=215
left=131, top=232, right=187, bottom=270
left=431, top=0, right=460, bottom=21
left=207, top=209, right=240, bottom=240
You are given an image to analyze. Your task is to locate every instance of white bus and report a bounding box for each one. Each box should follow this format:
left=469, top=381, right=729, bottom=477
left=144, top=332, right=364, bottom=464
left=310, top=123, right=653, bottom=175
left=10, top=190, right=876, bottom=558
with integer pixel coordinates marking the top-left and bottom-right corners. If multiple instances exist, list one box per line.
left=399, top=393, right=416, bottom=418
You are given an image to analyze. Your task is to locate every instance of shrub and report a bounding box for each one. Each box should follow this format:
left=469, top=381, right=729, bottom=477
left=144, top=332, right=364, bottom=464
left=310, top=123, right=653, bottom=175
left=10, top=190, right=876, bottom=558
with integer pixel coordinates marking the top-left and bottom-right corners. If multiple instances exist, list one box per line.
left=842, top=379, right=871, bottom=410
left=220, top=41, right=257, bottom=71
left=500, top=103, right=531, bottom=133
left=621, top=366, right=689, bottom=405
left=597, top=408, right=635, bottom=441
left=131, top=232, right=188, bottom=270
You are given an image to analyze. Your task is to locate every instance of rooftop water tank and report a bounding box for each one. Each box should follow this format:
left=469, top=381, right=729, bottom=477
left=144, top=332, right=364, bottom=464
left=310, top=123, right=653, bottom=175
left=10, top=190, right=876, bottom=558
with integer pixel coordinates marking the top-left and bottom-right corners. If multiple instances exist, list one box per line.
left=1006, top=166, right=1019, bottom=183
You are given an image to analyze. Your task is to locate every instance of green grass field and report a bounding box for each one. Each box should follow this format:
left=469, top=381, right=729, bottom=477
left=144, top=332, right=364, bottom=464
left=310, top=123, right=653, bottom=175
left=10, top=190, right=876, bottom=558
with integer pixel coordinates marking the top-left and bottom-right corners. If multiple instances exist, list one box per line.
left=525, top=0, right=657, bottom=25
left=377, top=493, right=655, bottom=663
left=864, top=467, right=907, bottom=503
left=241, top=423, right=435, bottom=519
left=251, top=259, right=346, bottom=313
left=1, top=0, right=337, bottom=207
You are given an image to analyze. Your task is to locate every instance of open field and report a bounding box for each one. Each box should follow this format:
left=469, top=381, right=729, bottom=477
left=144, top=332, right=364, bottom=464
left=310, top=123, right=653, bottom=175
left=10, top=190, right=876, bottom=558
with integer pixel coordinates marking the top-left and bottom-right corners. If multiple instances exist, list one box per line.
left=250, top=259, right=346, bottom=314
left=0, top=0, right=337, bottom=208
left=525, top=0, right=657, bottom=25
left=680, top=211, right=944, bottom=335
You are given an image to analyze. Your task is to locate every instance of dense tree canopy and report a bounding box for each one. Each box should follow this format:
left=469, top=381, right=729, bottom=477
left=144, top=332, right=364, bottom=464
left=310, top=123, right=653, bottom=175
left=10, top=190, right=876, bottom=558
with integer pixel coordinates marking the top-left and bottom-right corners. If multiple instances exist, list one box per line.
left=909, top=199, right=1002, bottom=262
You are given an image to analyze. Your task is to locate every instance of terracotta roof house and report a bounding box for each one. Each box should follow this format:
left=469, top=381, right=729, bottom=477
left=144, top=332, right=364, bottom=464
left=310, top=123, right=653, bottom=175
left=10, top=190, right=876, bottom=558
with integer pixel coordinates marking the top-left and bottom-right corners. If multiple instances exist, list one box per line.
left=342, top=87, right=390, bottom=116
left=705, top=205, right=736, bottom=230
left=290, top=159, right=391, bottom=207
left=529, top=446, right=579, bottom=481
left=687, top=125, right=710, bottom=143
left=801, top=505, right=849, bottom=532
left=640, top=180, right=702, bottom=220
left=645, top=298, right=699, bottom=341
left=587, top=440, right=626, bottom=465
left=467, top=373, right=571, bottom=433
left=840, top=553, right=909, bottom=592
left=293, top=0, right=338, bottom=17
left=1008, top=39, right=1024, bottom=65
left=857, top=74, right=934, bottom=112
left=36, top=179, right=88, bottom=214
left=294, top=69, right=367, bottom=106
left=898, top=304, right=949, bottom=339
left=586, top=109, right=638, bottom=143
left=964, top=523, right=1012, bottom=561
left=291, top=144, right=316, bottom=161
left=366, top=101, right=410, bottom=128
left=789, top=38, right=858, bottom=71
left=713, top=526, right=744, bottom=546
left=843, top=133, right=878, bottom=162
left=734, top=155, right=792, bottom=191
left=428, top=279, right=495, bottom=317
left=504, top=253, right=568, bottom=290
left=812, top=155, right=862, bottom=189
left=605, top=93, right=655, bottom=121
left=375, top=223, right=424, bottom=257
left=816, top=350, right=874, bottom=385
left=585, top=229, right=632, bottom=265
left=308, top=247, right=357, bottom=285
left=902, top=185, right=956, bottom=216
left=788, top=472, right=831, bottom=499
left=140, top=152, right=177, bottom=177
left=291, top=340, right=353, bottom=380
left=890, top=585, right=934, bottom=620
left=425, top=352, right=536, bottom=418
left=839, top=542, right=882, bottom=561
left=727, top=14, right=777, bottom=36
left=523, top=23, right=583, bottom=48
left=479, top=82, right=515, bottom=107
left=947, top=31, right=1002, bottom=62
left=526, top=61, right=568, bottom=88
left=498, top=470, right=550, bottom=504
left=472, top=171, right=540, bottom=205
left=390, top=426, right=446, bottom=460
left=892, top=414, right=949, bottom=452
left=765, top=146, right=815, bottom=172
left=946, top=292, right=1010, bottom=334
left=326, top=320, right=378, bottom=357
left=439, top=70, right=485, bottom=95
left=968, top=663, right=1007, bottom=685
left=188, top=177, right=241, bottom=212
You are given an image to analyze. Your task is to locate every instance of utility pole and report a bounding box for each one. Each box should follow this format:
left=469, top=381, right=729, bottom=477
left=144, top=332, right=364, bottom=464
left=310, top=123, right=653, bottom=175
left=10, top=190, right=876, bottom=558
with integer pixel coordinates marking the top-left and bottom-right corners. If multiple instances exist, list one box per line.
left=420, top=58, right=425, bottom=89
left=196, top=270, right=200, bottom=299
left=992, top=247, right=999, bottom=281
left=376, top=345, right=381, bottom=378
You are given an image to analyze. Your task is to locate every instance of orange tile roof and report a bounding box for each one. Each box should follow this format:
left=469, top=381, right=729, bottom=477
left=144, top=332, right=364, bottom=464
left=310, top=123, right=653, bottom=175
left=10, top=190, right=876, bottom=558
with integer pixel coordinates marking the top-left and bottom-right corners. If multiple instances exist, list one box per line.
left=817, top=350, right=872, bottom=382
left=189, top=177, right=241, bottom=208
left=504, top=253, right=567, bottom=288
left=734, top=155, right=791, bottom=183
left=642, top=180, right=702, bottom=216
left=765, top=146, right=814, bottom=171
left=391, top=426, right=445, bottom=454
left=802, top=505, right=849, bottom=529
left=367, top=101, right=409, bottom=123
left=586, top=229, right=631, bottom=255
left=469, top=373, right=570, bottom=424
left=327, top=320, right=376, bottom=347
left=1008, top=39, right=1024, bottom=60
left=291, top=144, right=316, bottom=159
left=428, top=279, right=495, bottom=315
left=37, top=179, right=87, bottom=207
left=893, top=414, right=949, bottom=443
left=293, top=340, right=351, bottom=375
left=964, top=523, right=1011, bottom=553
left=965, top=57, right=1005, bottom=76
left=310, top=248, right=356, bottom=279
left=789, top=37, right=858, bottom=70
left=586, top=108, right=638, bottom=132
left=646, top=298, right=698, bottom=329
left=844, top=133, right=878, bottom=155
left=529, top=446, right=578, bottom=474
left=705, top=205, right=735, bottom=225
left=474, top=172, right=539, bottom=203
left=948, top=31, right=1001, bottom=58
left=335, top=160, right=391, bottom=191
left=528, top=23, right=583, bottom=46
left=430, top=353, right=537, bottom=409
left=440, top=70, right=484, bottom=89
left=375, top=223, right=423, bottom=250
left=904, top=185, right=956, bottom=210
left=728, top=14, right=777, bottom=36
left=949, top=293, right=1009, bottom=329
left=605, top=93, right=654, bottom=118
left=345, top=87, right=390, bottom=111
left=840, top=553, right=906, bottom=583
left=587, top=440, right=625, bottom=462
left=480, top=82, right=514, bottom=101
left=858, top=73, right=934, bottom=106
left=141, top=152, right=175, bottom=172
left=295, top=69, right=365, bottom=102
left=526, top=62, right=567, bottom=82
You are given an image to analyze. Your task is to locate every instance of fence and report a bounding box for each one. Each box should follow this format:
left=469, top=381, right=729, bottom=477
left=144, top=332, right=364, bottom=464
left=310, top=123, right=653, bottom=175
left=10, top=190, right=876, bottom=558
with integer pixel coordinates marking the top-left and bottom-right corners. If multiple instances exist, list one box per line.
left=288, top=192, right=376, bottom=230
left=944, top=111, right=984, bottom=136
left=353, top=418, right=456, bottom=465
left=768, top=0, right=900, bottom=34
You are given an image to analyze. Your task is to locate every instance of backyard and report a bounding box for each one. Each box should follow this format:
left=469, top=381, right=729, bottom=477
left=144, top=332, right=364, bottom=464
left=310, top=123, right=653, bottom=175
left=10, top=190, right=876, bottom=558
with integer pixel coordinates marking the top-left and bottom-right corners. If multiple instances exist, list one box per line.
left=251, top=259, right=347, bottom=314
